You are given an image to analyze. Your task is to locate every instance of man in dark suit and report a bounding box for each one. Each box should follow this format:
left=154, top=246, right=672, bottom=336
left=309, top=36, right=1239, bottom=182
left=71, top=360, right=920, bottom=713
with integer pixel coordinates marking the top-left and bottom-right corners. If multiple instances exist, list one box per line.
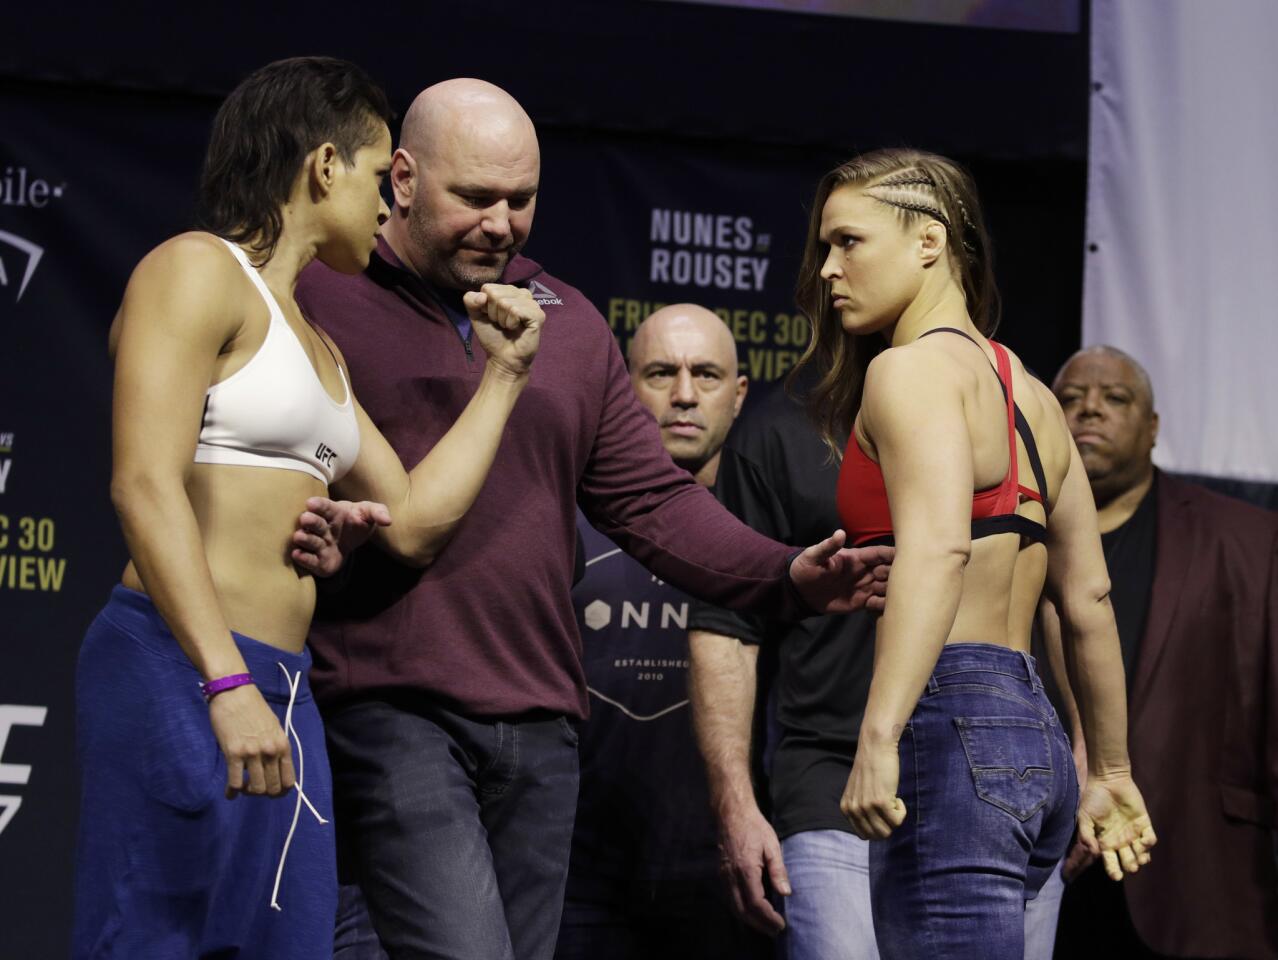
left=1049, top=345, right=1278, bottom=960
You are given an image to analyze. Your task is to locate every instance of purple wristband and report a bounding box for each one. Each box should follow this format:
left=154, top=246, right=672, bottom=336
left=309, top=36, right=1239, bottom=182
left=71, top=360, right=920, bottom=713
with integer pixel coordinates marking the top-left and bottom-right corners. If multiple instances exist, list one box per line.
left=201, top=673, right=254, bottom=701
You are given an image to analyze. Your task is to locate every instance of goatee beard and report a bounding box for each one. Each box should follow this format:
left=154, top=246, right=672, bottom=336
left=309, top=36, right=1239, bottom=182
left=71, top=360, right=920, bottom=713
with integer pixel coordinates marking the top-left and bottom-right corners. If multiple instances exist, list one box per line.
left=448, top=254, right=511, bottom=292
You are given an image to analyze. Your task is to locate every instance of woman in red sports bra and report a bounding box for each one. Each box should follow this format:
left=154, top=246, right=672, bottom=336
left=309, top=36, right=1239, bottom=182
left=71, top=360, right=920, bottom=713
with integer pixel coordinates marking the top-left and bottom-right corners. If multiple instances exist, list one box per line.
left=789, top=148, right=1157, bottom=959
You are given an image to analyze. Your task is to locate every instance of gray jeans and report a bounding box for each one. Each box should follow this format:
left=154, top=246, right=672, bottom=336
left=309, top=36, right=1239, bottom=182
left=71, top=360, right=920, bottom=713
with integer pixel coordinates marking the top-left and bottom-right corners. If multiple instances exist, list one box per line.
left=779, top=830, right=1065, bottom=960
left=326, top=698, right=580, bottom=960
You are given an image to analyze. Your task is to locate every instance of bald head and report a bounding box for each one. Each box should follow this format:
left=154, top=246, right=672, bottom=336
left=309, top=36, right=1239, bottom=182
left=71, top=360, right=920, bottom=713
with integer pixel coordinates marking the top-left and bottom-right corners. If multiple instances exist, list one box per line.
left=1053, top=345, right=1155, bottom=411
left=386, top=79, right=540, bottom=290
left=629, top=304, right=747, bottom=486
left=629, top=304, right=739, bottom=374
left=400, top=79, right=539, bottom=167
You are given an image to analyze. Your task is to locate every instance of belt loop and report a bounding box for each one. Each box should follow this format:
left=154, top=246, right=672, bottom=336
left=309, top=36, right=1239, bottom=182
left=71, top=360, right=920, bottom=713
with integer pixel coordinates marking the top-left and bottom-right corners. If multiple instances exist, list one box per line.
left=1019, top=650, right=1040, bottom=690
left=927, top=675, right=940, bottom=695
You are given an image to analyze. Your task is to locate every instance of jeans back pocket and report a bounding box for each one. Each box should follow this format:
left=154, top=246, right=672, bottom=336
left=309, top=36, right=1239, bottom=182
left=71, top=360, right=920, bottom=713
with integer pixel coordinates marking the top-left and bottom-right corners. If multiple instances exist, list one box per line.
left=954, top=716, right=1052, bottom=821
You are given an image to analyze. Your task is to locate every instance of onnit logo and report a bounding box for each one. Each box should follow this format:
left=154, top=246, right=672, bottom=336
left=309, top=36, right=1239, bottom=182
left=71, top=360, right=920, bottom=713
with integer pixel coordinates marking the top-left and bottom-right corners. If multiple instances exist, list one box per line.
left=583, top=600, right=611, bottom=631
left=0, top=231, right=43, bottom=302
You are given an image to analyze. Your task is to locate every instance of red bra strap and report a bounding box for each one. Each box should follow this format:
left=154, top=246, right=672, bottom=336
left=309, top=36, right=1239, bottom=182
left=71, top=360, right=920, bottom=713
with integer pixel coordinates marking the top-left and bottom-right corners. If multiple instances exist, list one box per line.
left=990, top=342, right=1020, bottom=514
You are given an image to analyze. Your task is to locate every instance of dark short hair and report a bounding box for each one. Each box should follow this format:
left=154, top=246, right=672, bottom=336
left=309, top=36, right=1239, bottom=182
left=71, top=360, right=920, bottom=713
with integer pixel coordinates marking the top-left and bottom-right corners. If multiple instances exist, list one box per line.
left=196, top=56, right=392, bottom=263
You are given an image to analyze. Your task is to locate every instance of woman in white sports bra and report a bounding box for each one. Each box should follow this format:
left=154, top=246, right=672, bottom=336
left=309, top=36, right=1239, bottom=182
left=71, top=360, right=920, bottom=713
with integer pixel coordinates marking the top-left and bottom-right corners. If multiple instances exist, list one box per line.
left=73, top=58, right=544, bottom=959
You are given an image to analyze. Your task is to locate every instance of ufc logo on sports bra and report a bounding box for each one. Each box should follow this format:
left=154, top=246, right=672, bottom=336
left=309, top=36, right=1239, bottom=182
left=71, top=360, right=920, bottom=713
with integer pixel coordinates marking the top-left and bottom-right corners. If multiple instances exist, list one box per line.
left=314, top=443, right=338, bottom=469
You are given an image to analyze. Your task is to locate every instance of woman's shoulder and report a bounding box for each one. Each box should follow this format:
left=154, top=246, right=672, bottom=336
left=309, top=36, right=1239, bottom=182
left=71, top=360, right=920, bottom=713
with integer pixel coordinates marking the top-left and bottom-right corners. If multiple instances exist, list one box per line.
left=116, top=232, right=252, bottom=338
left=865, top=337, right=967, bottom=393
left=861, top=340, right=967, bottom=427
left=122, top=232, right=243, bottom=301
left=134, top=231, right=239, bottom=278
left=124, top=232, right=252, bottom=308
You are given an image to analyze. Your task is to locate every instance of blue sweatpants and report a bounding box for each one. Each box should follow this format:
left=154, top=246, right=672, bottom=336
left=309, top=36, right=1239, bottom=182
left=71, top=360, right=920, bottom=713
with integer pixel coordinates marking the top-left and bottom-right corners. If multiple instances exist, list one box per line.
left=73, top=585, right=336, bottom=959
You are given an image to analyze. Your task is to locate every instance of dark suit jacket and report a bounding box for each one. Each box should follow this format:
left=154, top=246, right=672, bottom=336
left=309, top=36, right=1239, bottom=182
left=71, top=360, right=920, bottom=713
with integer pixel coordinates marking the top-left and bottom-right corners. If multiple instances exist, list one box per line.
left=1124, top=472, right=1278, bottom=959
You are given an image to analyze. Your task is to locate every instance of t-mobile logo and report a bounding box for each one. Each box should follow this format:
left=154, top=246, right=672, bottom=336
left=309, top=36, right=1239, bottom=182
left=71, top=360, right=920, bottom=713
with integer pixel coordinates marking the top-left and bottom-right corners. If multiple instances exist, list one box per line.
left=0, top=231, right=44, bottom=303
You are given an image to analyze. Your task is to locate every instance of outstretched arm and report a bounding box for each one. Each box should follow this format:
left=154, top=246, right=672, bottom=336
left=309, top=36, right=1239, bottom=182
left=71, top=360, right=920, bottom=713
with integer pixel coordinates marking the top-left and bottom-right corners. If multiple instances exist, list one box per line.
left=577, top=324, right=888, bottom=617
left=331, top=283, right=542, bottom=567
left=841, top=349, right=974, bottom=839
left=788, top=533, right=893, bottom=614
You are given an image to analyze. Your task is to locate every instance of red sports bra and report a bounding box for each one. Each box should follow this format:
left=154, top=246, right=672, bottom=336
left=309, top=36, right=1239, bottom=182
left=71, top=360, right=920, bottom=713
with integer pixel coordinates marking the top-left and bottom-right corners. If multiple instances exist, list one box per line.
left=837, top=328, right=1049, bottom=548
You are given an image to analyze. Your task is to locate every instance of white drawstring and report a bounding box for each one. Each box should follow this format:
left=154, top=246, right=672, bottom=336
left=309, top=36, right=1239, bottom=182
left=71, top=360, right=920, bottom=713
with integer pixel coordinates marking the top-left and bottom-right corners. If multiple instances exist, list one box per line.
left=270, top=663, right=329, bottom=911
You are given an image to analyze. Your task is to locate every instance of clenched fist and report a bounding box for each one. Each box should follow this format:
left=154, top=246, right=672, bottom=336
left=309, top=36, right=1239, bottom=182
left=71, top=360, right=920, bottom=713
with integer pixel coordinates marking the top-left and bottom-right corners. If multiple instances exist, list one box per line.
left=842, top=738, right=908, bottom=839
left=464, top=283, right=544, bottom=379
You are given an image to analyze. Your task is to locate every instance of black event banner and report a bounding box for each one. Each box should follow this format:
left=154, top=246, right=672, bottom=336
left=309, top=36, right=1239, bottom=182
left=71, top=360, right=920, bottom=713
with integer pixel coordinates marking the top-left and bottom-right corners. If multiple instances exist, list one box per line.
left=534, top=132, right=833, bottom=383
left=0, top=88, right=206, bottom=959
left=0, top=88, right=829, bottom=955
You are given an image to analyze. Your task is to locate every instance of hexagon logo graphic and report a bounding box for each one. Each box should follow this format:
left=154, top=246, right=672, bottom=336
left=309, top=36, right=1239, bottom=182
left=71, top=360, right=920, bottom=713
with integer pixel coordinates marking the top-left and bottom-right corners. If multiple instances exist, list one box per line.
left=583, top=599, right=612, bottom=631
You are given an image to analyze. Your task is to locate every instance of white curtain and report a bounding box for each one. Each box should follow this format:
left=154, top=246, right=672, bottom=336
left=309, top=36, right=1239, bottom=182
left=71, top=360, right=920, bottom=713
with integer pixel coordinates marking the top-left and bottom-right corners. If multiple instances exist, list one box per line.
left=1086, top=0, right=1278, bottom=482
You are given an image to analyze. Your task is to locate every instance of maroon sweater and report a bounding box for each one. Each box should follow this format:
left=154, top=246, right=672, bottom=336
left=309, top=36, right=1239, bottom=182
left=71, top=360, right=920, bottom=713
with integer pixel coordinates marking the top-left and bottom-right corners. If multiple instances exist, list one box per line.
left=298, top=242, right=805, bottom=718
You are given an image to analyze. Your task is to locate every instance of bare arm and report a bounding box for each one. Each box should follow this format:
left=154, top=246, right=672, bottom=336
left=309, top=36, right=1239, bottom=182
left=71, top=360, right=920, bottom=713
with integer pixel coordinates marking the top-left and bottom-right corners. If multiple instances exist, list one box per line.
left=689, top=630, right=789, bottom=934
left=1039, top=596, right=1102, bottom=881
left=842, top=350, right=972, bottom=839
left=331, top=284, right=542, bottom=567
left=112, top=236, right=256, bottom=683
left=1037, top=597, right=1086, bottom=773
left=110, top=233, right=293, bottom=798
left=690, top=630, right=761, bottom=816
left=1043, top=440, right=1131, bottom=776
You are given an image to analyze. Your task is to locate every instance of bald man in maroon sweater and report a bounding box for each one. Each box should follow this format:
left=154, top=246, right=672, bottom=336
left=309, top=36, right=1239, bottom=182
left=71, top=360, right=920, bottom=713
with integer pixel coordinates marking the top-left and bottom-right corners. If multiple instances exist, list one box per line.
left=297, top=80, right=891, bottom=960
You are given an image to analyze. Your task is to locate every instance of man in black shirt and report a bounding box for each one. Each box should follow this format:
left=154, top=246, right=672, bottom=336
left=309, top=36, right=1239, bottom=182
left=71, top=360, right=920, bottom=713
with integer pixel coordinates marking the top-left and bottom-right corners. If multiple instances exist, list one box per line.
left=1050, top=346, right=1278, bottom=960
left=1053, top=345, right=1159, bottom=686
left=556, top=304, right=769, bottom=960
left=688, top=378, right=1065, bottom=960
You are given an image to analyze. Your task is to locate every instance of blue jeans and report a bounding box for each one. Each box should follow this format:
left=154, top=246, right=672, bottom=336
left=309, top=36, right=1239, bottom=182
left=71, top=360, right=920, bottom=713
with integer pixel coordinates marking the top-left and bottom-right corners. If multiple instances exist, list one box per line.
left=870, top=644, right=1077, bottom=960
left=780, top=829, right=1064, bottom=960
left=325, top=698, right=580, bottom=960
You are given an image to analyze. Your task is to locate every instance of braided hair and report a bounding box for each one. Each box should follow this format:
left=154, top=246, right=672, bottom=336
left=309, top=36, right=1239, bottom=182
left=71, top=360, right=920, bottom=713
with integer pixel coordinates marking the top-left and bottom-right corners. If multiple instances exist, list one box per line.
left=790, top=148, right=999, bottom=459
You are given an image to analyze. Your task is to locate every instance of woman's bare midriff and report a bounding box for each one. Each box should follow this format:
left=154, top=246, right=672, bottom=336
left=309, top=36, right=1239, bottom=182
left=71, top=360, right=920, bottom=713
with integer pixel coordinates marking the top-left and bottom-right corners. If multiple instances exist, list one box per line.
left=941, top=533, right=1049, bottom=652
left=121, top=462, right=325, bottom=653
left=887, top=341, right=1069, bottom=653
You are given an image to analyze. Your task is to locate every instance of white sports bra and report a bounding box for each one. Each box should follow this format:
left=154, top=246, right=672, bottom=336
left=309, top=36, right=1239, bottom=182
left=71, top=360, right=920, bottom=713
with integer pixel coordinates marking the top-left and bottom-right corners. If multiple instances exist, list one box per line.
left=193, top=239, right=360, bottom=485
